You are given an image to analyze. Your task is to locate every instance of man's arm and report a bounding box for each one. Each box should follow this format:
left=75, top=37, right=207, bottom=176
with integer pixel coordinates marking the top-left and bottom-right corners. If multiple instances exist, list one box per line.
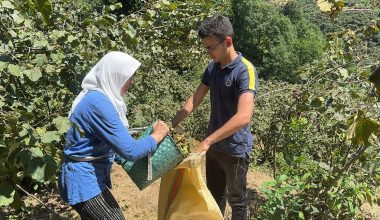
left=172, top=83, right=209, bottom=128
left=198, top=92, right=255, bottom=152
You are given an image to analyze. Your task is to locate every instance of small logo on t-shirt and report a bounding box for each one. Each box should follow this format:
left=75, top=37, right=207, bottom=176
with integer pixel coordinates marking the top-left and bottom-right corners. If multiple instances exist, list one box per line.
left=225, top=79, right=232, bottom=87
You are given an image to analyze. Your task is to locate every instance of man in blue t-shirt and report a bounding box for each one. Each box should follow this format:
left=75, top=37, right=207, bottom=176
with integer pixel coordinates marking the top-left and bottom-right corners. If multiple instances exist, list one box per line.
left=172, top=15, right=258, bottom=220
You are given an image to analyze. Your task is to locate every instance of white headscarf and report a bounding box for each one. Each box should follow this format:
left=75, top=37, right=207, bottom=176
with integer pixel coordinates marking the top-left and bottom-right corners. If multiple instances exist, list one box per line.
left=69, top=51, right=141, bottom=128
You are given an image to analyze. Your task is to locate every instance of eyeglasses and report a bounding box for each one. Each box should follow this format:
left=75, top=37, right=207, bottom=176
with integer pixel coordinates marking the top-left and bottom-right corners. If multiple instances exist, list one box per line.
left=204, top=40, right=224, bottom=52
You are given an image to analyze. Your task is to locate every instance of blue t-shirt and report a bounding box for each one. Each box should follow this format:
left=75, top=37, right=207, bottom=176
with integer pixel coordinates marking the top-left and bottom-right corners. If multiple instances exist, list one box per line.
left=58, top=90, right=157, bottom=205
left=201, top=52, right=258, bottom=157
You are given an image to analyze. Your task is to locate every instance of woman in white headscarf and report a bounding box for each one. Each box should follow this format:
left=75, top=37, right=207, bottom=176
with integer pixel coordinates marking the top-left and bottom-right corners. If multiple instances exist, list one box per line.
left=58, top=51, right=169, bottom=220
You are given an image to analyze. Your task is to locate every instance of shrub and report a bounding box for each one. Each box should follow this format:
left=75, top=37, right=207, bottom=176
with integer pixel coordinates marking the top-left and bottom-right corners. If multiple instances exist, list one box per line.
left=231, top=0, right=325, bottom=82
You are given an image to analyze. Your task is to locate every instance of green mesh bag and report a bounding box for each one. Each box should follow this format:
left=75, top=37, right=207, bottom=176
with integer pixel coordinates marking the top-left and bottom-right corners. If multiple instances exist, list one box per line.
left=120, top=125, right=185, bottom=190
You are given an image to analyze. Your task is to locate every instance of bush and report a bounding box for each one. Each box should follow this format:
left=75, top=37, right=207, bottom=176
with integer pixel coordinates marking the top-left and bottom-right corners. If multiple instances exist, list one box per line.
left=283, top=0, right=380, bottom=64
left=251, top=27, right=380, bottom=218
left=231, top=0, right=325, bottom=83
left=0, top=0, right=220, bottom=213
left=288, top=0, right=379, bottom=34
left=254, top=155, right=378, bottom=220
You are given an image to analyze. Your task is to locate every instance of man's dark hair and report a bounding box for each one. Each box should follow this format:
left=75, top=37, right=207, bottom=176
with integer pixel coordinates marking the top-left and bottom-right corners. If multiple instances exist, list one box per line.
left=198, top=15, right=234, bottom=41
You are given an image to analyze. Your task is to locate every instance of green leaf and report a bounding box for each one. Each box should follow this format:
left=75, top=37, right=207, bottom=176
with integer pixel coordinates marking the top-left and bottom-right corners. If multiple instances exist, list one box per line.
left=262, top=180, right=276, bottom=188
left=366, top=190, right=373, bottom=205
left=9, top=191, right=22, bottom=210
left=19, top=127, right=32, bottom=138
left=24, top=67, right=42, bottom=81
left=301, top=172, right=312, bottom=180
left=50, top=30, right=66, bottom=40
left=369, top=65, right=380, bottom=95
left=336, top=203, right=342, bottom=209
left=33, top=54, right=48, bottom=67
left=162, top=0, right=170, bottom=5
left=20, top=111, right=35, bottom=121
left=53, top=116, right=70, bottom=134
left=40, top=131, right=61, bottom=143
left=11, top=12, right=24, bottom=24
left=348, top=200, right=354, bottom=213
left=71, top=121, right=84, bottom=137
left=0, top=140, right=5, bottom=148
left=310, top=97, right=324, bottom=107
left=45, top=64, right=55, bottom=73
left=30, top=147, right=43, bottom=158
left=126, top=23, right=136, bottom=36
left=8, top=30, right=17, bottom=38
left=36, top=127, right=46, bottom=136
left=147, top=10, right=156, bottom=17
left=7, top=143, right=19, bottom=158
left=154, top=3, right=161, bottom=9
left=1, top=1, right=14, bottom=9
left=276, top=174, right=288, bottom=184
left=102, top=15, right=117, bottom=24
left=16, top=171, right=25, bottom=181
left=169, top=3, right=177, bottom=10
left=278, top=185, right=293, bottom=194
left=360, top=70, right=371, bottom=78
left=339, top=68, right=348, bottom=79
left=29, top=0, right=52, bottom=22
left=319, top=162, right=331, bottom=171
left=298, top=211, right=305, bottom=220
left=0, top=165, right=8, bottom=182
left=347, top=111, right=380, bottom=146
left=7, top=64, right=23, bottom=77
left=66, top=35, right=77, bottom=43
left=51, top=52, right=65, bottom=64
left=0, top=61, right=7, bottom=71
left=0, top=183, right=15, bottom=206
left=27, top=155, right=57, bottom=182
left=114, top=3, right=123, bottom=10
left=33, top=39, right=49, bottom=48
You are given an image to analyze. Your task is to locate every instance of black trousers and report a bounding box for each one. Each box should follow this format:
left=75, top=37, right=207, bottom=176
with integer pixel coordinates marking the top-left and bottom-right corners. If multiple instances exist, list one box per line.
left=71, top=188, right=125, bottom=220
left=206, top=149, right=250, bottom=220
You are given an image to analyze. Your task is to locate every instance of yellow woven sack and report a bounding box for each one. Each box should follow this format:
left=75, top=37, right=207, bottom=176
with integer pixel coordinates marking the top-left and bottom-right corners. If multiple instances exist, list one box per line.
left=158, top=153, right=223, bottom=220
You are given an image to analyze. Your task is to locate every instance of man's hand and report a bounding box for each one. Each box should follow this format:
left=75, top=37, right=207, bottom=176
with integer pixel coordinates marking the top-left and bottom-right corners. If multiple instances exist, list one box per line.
left=196, top=139, right=211, bottom=152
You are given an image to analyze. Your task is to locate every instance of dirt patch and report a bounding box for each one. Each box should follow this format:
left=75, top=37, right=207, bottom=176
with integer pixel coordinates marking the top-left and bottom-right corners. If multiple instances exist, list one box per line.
left=224, top=167, right=273, bottom=219
left=361, top=188, right=380, bottom=220
left=2, top=165, right=379, bottom=220
left=0, top=187, right=78, bottom=220
left=362, top=202, right=380, bottom=220
left=110, top=164, right=273, bottom=220
left=110, top=165, right=159, bottom=220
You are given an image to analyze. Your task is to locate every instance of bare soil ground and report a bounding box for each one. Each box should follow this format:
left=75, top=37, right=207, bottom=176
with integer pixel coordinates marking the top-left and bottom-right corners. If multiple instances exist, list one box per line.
left=0, top=165, right=272, bottom=220
left=109, top=164, right=273, bottom=220
left=1, top=164, right=379, bottom=220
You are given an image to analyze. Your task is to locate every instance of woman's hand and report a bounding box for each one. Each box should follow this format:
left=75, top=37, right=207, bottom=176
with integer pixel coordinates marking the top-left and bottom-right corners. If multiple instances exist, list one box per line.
left=150, top=120, right=170, bottom=143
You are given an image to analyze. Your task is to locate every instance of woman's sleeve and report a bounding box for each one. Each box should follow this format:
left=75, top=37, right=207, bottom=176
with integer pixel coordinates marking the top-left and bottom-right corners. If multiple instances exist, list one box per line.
left=88, top=99, right=157, bottom=162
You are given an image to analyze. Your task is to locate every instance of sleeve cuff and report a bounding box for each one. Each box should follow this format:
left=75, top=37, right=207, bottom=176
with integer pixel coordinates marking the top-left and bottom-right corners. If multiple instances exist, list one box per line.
left=114, top=154, right=124, bottom=165
left=147, top=135, right=158, bottom=151
left=239, top=89, right=256, bottom=96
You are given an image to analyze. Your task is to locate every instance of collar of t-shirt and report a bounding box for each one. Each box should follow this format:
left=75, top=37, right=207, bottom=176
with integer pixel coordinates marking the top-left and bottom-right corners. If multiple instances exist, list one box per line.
left=219, top=52, right=242, bottom=69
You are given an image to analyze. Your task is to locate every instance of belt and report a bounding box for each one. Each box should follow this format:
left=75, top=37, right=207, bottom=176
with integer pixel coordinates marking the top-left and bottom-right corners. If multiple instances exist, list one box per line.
left=68, top=152, right=115, bottom=162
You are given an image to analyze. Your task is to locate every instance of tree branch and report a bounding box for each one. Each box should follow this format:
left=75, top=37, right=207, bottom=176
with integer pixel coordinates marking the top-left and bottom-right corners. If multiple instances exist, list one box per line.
left=15, top=184, right=60, bottom=218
